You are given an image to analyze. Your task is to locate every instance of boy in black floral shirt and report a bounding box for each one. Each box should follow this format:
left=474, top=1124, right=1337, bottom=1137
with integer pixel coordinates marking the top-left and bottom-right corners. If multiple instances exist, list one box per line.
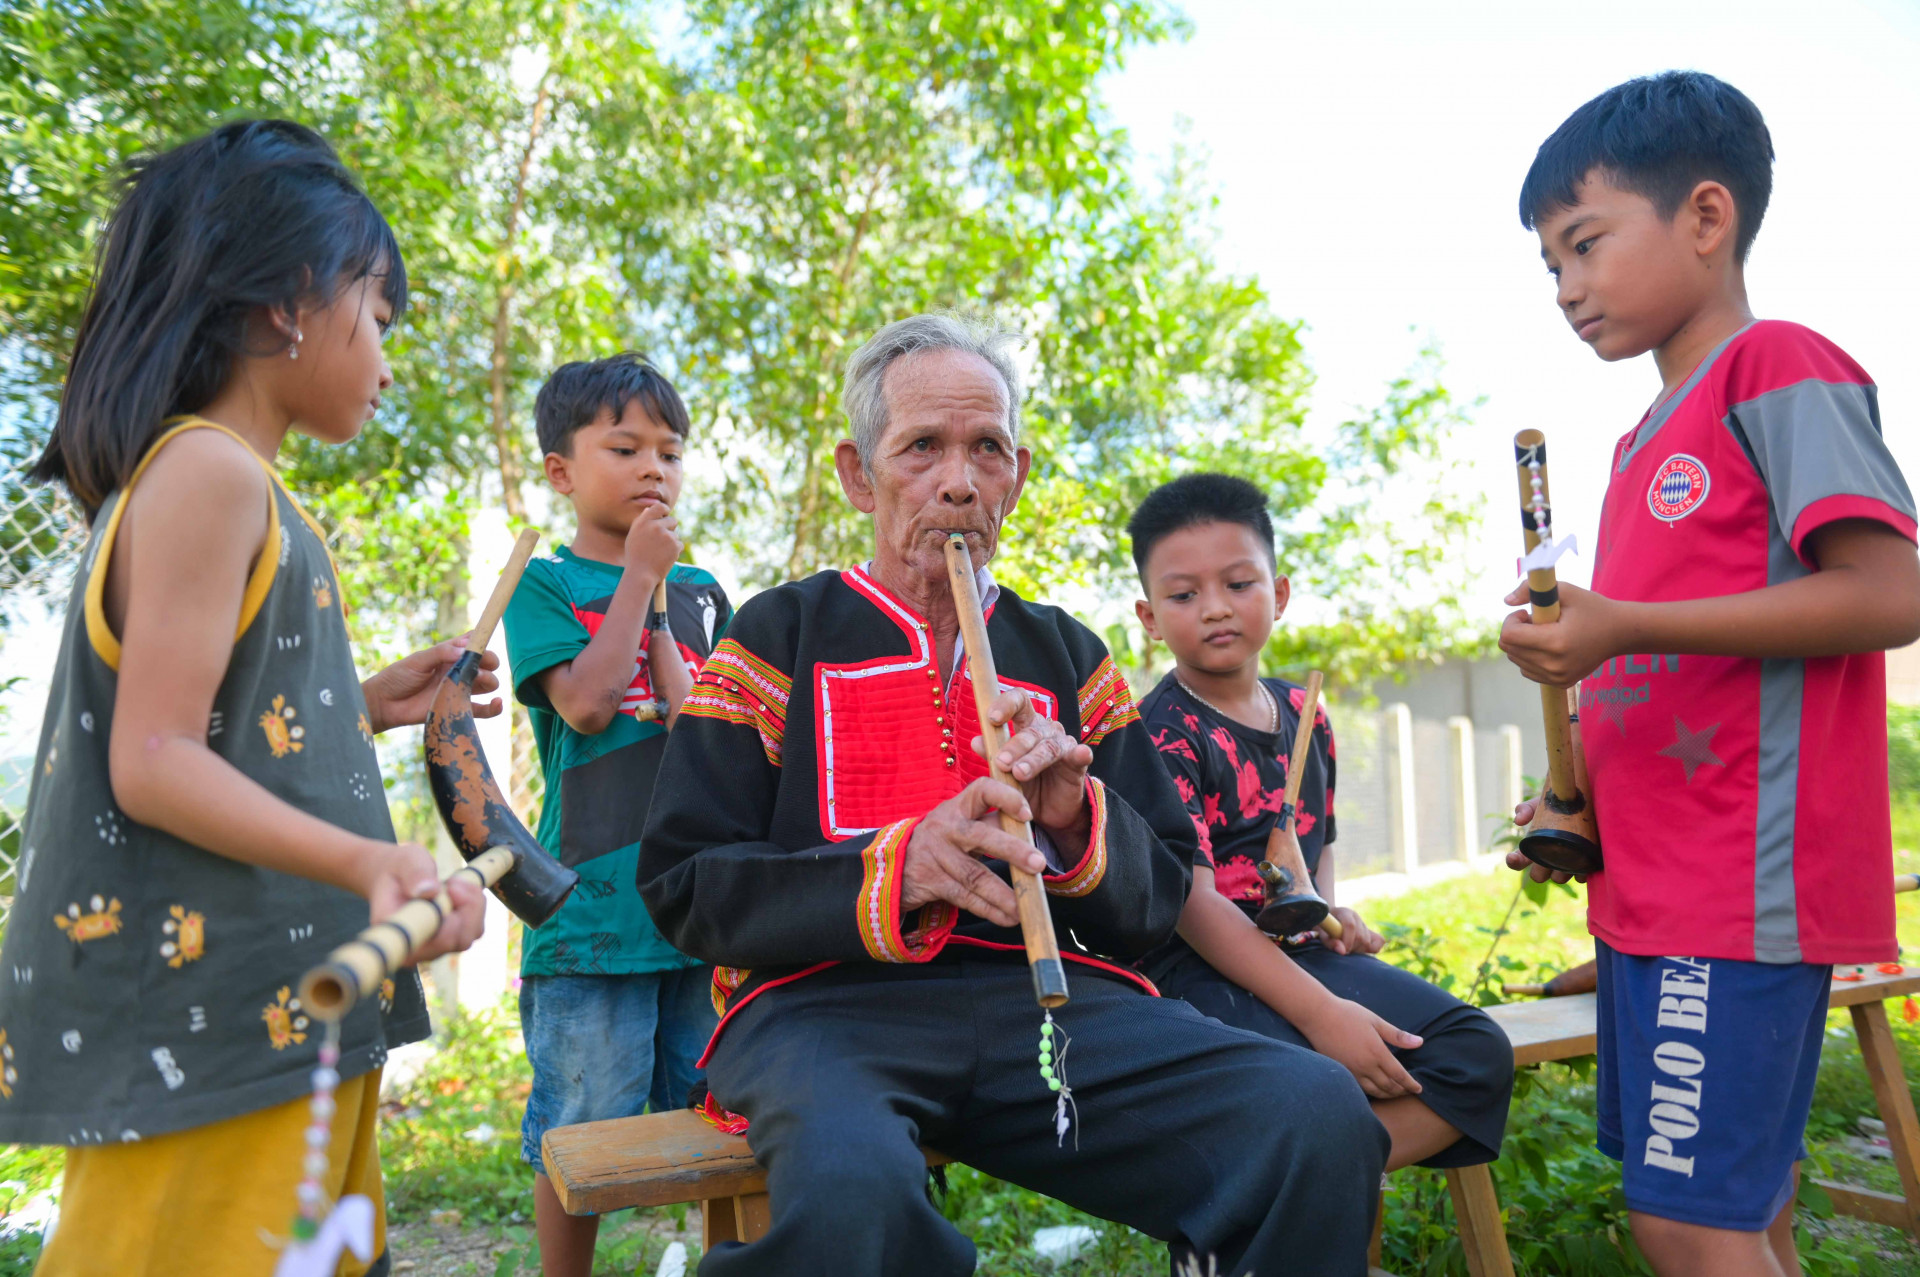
left=1130, top=474, right=1513, bottom=1171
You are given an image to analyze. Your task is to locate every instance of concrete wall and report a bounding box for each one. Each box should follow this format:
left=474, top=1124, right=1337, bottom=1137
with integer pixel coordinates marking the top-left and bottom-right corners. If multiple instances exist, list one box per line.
left=1891, top=641, right=1920, bottom=706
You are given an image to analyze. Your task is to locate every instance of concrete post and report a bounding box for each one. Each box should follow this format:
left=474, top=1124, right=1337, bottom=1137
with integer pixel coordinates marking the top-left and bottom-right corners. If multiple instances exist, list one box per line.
left=1447, top=716, right=1478, bottom=860
left=1384, top=702, right=1418, bottom=873
left=1499, top=724, right=1525, bottom=819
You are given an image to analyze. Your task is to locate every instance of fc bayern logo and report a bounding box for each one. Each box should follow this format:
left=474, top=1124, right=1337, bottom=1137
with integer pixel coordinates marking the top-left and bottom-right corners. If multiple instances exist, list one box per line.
left=1647, top=454, right=1710, bottom=521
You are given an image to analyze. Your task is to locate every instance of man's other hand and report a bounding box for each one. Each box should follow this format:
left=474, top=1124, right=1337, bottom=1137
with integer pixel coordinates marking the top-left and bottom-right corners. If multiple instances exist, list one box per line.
left=900, top=777, right=1048, bottom=928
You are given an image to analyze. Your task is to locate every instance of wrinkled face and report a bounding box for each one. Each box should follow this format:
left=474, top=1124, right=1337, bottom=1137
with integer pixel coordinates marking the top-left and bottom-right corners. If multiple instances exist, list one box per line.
left=544, top=399, right=685, bottom=538
left=1537, top=173, right=1707, bottom=363
left=1136, top=520, right=1287, bottom=675
left=838, top=347, right=1030, bottom=584
left=287, top=274, right=396, bottom=444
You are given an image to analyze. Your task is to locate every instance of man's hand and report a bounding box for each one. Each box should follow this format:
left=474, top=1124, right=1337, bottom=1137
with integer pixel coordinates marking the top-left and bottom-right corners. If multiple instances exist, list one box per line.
left=974, top=688, right=1093, bottom=837
left=1505, top=799, right=1583, bottom=884
left=356, top=840, right=488, bottom=965
left=1296, top=996, right=1424, bottom=1100
left=1499, top=579, right=1622, bottom=687
left=362, top=637, right=501, bottom=734
left=624, top=503, right=683, bottom=584
left=900, top=778, right=1048, bottom=928
left=1321, top=906, right=1384, bottom=956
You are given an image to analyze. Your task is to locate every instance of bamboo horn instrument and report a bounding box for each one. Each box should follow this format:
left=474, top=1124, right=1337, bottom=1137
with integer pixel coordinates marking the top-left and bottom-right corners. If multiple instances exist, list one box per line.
left=423, top=527, right=578, bottom=927
left=1512, top=430, right=1603, bottom=875
left=944, top=535, right=1070, bottom=1008
left=299, top=847, right=516, bottom=1019
left=1252, top=672, right=1341, bottom=939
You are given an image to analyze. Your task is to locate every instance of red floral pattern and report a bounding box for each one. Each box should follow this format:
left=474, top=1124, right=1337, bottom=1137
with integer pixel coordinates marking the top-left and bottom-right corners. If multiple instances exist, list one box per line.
left=1140, top=676, right=1336, bottom=906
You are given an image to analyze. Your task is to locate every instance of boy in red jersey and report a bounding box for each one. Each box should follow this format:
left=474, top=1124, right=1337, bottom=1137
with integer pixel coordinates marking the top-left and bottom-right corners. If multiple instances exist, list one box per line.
left=1506, top=71, right=1920, bottom=1276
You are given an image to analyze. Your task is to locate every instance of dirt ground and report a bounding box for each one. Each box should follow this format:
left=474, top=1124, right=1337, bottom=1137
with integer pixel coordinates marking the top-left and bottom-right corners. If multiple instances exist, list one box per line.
left=388, top=1210, right=700, bottom=1276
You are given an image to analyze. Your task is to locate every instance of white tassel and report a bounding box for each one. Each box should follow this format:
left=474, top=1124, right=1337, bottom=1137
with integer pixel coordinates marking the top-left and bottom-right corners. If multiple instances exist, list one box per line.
left=1518, top=534, right=1579, bottom=573
left=271, top=1195, right=374, bottom=1277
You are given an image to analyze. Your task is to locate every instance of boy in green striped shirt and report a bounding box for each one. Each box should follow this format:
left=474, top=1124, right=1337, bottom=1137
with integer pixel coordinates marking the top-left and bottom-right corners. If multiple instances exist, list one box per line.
left=504, top=354, right=731, bottom=1274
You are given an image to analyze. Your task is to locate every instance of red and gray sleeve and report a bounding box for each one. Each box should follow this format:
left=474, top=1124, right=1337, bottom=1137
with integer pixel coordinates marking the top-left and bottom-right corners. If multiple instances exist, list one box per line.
left=1725, top=332, right=1917, bottom=565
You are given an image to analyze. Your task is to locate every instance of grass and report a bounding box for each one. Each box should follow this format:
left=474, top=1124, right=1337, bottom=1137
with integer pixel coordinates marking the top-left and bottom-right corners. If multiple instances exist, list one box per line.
left=3, top=804, right=1919, bottom=1275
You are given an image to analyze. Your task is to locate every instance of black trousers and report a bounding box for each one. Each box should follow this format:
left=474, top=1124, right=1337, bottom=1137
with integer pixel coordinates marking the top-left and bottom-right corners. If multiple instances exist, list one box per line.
left=701, top=955, right=1388, bottom=1277
left=1156, top=941, right=1516, bottom=1167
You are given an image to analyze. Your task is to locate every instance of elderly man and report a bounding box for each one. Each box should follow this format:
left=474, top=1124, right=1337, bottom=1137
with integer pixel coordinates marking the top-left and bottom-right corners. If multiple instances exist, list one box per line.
left=639, top=314, right=1386, bottom=1276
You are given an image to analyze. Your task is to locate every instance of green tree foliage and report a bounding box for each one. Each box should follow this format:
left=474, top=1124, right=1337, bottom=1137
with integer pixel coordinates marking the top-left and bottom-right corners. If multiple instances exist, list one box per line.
left=1, top=0, right=1482, bottom=682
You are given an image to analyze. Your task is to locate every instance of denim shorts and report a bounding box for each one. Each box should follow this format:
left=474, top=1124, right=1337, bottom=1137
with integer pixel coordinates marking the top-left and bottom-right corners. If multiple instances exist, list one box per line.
left=1594, top=938, right=1830, bottom=1230
left=519, top=965, right=718, bottom=1170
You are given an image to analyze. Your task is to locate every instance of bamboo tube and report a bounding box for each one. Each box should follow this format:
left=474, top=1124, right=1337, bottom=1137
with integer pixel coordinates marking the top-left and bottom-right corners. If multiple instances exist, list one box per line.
left=299, top=847, right=516, bottom=1019
left=1514, top=433, right=1580, bottom=807
left=470, top=528, right=541, bottom=652
left=1511, top=430, right=1603, bottom=875
left=944, top=535, right=1070, bottom=1008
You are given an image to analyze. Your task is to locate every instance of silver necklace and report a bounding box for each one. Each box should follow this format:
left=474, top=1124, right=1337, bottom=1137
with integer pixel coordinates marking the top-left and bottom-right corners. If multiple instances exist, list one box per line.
left=1175, top=676, right=1277, bottom=734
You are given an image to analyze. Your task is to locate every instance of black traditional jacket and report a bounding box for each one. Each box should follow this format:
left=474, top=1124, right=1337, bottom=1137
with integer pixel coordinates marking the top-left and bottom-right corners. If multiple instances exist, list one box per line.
left=637, top=565, right=1197, bottom=1058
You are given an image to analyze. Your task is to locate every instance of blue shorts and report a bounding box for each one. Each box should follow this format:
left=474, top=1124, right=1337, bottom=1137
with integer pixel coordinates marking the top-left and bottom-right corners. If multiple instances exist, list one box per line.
left=1594, top=938, right=1830, bottom=1230
left=519, top=966, right=718, bottom=1171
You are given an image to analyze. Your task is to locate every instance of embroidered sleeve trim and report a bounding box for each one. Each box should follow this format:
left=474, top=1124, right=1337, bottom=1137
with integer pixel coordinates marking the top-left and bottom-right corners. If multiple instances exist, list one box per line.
left=1044, top=777, right=1109, bottom=897
left=710, top=965, right=752, bottom=1018
left=857, top=818, right=957, bottom=963
left=705, top=639, right=793, bottom=706
left=682, top=638, right=789, bottom=766
left=1077, top=657, right=1141, bottom=749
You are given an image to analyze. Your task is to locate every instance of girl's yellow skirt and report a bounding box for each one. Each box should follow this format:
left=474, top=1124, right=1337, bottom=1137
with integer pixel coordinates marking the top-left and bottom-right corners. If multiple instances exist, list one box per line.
left=37, top=1069, right=387, bottom=1277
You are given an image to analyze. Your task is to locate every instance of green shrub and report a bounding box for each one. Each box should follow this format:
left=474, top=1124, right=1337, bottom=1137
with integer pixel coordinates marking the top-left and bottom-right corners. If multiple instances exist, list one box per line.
left=1891, top=704, right=1920, bottom=800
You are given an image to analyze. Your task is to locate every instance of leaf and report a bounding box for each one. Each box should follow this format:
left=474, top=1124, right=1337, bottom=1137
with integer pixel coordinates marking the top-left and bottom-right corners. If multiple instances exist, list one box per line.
left=1796, top=1175, right=1836, bottom=1219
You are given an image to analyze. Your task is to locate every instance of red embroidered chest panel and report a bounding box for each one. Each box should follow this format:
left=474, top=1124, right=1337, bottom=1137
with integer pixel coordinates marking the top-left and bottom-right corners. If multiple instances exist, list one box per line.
left=816, top=567, right=1057, bottom=839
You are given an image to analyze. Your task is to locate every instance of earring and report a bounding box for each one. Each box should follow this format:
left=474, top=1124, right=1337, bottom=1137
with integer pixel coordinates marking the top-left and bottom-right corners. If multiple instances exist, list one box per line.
left=288, top=327, right=304, bottom=361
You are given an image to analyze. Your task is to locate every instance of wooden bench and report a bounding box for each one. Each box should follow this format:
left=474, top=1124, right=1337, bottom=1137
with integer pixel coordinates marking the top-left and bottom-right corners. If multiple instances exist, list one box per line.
left=543, top=966, right=1920, bottom=1275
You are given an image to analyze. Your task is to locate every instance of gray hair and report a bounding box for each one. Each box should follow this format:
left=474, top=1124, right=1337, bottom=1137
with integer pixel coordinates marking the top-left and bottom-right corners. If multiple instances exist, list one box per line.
left=841, top=313, right=1022, bottom=471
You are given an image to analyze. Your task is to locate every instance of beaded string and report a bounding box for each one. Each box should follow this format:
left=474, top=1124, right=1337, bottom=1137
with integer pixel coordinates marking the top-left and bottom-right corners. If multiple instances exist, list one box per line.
left=1519, top=446, right=1577, bottom=573
left=1526, top=453, right=1553, bottom=548
left=292, top=1018, right=342, bottom=1240
left=268, top=1017, right=374, bottom=1276
left=1040, top=1010, right=1079, bottom=1148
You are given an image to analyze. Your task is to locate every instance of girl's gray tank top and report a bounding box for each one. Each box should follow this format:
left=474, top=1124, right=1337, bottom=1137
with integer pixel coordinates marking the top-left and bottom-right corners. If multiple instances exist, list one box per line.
left=0, top=418, right=429, bottom=1145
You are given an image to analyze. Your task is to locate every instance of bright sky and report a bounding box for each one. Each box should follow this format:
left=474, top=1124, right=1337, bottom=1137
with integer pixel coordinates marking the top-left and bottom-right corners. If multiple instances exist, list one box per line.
left=1102, top=0, right=1920, bottom=618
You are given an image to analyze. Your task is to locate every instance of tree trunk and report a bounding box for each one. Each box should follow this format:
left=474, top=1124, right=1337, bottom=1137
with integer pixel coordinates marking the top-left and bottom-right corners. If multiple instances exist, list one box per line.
left=486, top=19, right=567, bottom=525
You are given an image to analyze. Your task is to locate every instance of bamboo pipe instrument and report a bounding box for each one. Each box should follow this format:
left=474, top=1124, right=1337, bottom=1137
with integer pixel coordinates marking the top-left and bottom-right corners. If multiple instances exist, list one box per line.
left=300, top=847, right=516, bottom=1019
left=423, top=528, right=578, bottom=926
left=944, top=535, right=1070, bottom=1008
left=1512, top=430, right=1603, bottom=875
left=1501, top=957, right=1599, bottom=1000
left=1253, top=672, right=1341, bottom=939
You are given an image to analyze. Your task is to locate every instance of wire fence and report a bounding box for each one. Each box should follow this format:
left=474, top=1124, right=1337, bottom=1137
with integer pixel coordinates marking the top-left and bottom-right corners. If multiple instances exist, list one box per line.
left=2, top=445, right=91, bottom=933
left=0, top=445, right=561, bottom=938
